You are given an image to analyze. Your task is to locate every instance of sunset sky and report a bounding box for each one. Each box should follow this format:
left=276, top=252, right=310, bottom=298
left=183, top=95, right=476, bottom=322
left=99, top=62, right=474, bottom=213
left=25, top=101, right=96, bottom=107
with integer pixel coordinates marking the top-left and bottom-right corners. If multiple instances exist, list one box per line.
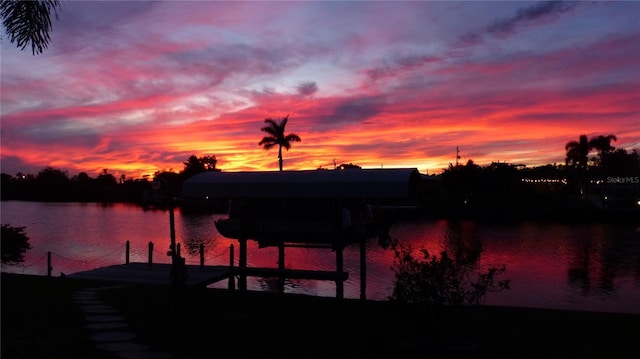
left=2, top=1, right=639, bottom=180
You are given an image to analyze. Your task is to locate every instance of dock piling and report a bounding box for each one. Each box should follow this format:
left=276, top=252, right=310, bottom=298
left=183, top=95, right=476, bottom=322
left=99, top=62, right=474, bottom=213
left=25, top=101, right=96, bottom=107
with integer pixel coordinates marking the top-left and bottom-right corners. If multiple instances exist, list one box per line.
left=148, top=241, right=153, bottom=265
left=47, top=251, right=52, bottom=277
left=200, top=243, right=205, bottom=268
left=229, top=244, right=235, bottom=290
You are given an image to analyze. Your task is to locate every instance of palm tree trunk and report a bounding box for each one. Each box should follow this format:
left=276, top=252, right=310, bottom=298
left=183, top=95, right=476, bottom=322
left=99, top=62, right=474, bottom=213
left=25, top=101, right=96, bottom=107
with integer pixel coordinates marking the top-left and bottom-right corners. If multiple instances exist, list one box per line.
left=278, top=146, right=283, bottom=171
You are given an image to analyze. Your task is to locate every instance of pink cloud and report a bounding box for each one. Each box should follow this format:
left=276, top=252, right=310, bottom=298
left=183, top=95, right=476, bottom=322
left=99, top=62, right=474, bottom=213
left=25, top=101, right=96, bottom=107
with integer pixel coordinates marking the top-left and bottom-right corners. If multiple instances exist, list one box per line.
left=1, top=1, right=638, bottom=179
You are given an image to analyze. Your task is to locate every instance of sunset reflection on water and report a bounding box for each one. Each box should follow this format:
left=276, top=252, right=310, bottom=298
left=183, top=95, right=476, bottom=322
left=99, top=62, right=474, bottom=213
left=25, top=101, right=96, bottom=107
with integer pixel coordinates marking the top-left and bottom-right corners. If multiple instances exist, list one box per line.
left=1, top=201, right=638, bottom=314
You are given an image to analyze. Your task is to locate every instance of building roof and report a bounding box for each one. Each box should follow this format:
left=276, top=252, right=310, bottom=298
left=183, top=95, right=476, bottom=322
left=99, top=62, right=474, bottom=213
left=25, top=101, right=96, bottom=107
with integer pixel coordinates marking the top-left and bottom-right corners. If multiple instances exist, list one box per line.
left=181, top=168, right=422, bottom=200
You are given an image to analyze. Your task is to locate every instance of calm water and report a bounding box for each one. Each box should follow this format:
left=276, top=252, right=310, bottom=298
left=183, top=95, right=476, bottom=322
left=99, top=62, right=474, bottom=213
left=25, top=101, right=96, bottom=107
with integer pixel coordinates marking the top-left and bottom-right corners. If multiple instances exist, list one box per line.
left=1, top=200, right=639, bottom=314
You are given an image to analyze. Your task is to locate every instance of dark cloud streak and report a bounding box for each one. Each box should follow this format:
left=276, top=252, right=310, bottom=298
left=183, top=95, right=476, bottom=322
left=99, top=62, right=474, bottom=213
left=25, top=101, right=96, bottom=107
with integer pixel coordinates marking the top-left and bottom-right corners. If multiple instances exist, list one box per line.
left=487, top=1, right=580, bottom=36
left=456, top=1, right=581, bottom=47
left=296, top=81, right=318, bottom=97
left=323, top=96, right=386, bottom=128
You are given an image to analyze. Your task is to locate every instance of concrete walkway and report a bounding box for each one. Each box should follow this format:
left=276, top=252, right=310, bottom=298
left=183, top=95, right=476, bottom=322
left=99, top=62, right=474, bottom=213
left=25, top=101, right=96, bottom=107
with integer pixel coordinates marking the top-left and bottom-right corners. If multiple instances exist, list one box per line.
left=68, top=263, right=236, bottom=357
left=72, top=285, right=173, bottom=359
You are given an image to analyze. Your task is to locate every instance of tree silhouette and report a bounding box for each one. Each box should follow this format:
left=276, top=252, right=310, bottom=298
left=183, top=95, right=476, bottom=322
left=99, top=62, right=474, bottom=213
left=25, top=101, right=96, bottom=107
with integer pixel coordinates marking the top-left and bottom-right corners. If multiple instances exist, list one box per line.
left=588, top=134, right=617, bottom=161
left=95, top=169, right=118, bottom=201
left=565, top=134, right=590, bottom=170
left=1, top=224, right=32, bottom=265
left=1, top=0, right=62, bottom=55
left=181, top=154, right=219, bottom=180
left=599, top=148, right=640, bottom=176
left=565, top=134, right=618, bottom=170
left=258, top=115, right=301, bottom=171
left=34, top=166, right=70, bottom=200
left=182, top=155, right=206, bottom=179
left=200, top=155, right=218, bottom=171
left=338, top=163, right=362, bottom=170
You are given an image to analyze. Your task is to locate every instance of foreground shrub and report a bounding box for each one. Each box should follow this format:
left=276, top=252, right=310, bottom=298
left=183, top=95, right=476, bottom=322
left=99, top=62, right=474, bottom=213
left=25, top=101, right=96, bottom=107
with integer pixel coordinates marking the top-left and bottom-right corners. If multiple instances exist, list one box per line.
left=388, top=239, right=510, bottom=305
left=1, top=224, right=32, bottom=265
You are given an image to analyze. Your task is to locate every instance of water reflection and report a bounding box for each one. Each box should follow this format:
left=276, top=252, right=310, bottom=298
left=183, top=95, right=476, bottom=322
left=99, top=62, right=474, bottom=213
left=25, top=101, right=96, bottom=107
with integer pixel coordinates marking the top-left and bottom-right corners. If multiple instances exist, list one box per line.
left=178, top=211, right=218, bottom=256
left=443, top=220, right=484, bottom=265
left=568, top=224, right=640, bottom=299
left=257, top=277, right=301, bottom=293
left=386, top=217, right=640, bottom=313
left=1, top=201, right=638, bottom=313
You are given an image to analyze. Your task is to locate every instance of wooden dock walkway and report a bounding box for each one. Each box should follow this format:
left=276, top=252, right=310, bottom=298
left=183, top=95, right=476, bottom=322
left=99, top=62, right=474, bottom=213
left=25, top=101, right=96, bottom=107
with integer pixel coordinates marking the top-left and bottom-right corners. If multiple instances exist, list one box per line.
left=67, top=262, right=348, bottom=289
left=68, top=262, right=234, bottom=287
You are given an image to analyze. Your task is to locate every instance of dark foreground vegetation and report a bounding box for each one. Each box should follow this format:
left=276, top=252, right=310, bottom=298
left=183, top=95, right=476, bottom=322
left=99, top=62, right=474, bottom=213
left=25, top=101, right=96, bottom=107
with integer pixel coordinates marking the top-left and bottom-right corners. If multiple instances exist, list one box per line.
left=2, top=273, right=639, bottom=359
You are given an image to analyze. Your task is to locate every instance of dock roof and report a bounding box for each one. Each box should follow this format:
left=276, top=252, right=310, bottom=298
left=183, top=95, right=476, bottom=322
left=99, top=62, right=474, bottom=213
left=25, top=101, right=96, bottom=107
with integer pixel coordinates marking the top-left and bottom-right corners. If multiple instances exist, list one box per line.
left=181, top=168, right=422, bottom=200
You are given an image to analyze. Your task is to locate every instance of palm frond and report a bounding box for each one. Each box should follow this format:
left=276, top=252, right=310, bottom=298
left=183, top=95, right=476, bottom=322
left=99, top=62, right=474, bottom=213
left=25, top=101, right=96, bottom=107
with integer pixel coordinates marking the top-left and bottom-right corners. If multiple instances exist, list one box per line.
left=259, top=137, right=279, bottom=148
left=1, top=0, right=61, bottom=55
left=285, top=134, right=301, bottom=143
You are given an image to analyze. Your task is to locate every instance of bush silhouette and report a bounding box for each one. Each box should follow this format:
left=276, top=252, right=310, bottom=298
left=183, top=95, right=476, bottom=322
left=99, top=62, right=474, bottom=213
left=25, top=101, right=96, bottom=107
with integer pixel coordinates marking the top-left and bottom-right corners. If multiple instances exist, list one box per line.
left=388, top=239, right=510, bottom=305
left=1, top=224, right=32, bottom=265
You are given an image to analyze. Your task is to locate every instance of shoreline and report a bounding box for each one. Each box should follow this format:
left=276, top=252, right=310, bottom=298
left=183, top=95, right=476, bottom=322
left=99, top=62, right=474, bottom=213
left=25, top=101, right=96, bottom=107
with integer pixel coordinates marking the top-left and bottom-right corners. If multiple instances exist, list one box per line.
left=2, top=272, right=639, bottom=358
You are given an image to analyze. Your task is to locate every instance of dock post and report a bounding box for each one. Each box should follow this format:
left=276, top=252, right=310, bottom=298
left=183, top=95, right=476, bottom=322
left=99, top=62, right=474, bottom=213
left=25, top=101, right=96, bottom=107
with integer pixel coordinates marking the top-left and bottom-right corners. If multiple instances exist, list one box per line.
left=278, top=242, right=285, bottom=293
left=47, top=251, right=52, bottom=277
left=228, top=244, right=235, bottom=290
left=148, top=241, right=153, bottom=265
left=200, top=243, right=205, bottom=268
left=360, top=238, right=366, bottom=300
left=336, top=246, right=344, bottom=300
left=126, top=240, right=130, bottom=264
left=239, top=238, right=247, bottom=291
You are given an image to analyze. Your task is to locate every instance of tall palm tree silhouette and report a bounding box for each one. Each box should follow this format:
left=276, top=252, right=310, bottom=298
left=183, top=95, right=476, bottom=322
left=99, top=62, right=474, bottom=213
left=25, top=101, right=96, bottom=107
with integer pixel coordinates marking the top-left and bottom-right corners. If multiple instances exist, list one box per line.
left=259, top=115, right=301, bottom=171
left=565, top=134, right=590, bottom=170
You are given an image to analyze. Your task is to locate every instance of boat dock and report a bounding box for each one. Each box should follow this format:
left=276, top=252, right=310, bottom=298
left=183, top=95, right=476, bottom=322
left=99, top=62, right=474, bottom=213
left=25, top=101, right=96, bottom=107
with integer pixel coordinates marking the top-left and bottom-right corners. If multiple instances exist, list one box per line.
left=68, top=262, right=234, bottom=287
left=67, top=262, right=349, bottom=293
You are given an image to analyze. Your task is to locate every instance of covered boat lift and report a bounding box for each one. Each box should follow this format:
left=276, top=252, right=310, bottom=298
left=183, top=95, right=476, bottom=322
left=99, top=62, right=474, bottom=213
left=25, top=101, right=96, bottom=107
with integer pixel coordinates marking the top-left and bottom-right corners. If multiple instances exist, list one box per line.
left=181, top=168, right=422, bottom=299
left=181, top=167, right=422, bottom=201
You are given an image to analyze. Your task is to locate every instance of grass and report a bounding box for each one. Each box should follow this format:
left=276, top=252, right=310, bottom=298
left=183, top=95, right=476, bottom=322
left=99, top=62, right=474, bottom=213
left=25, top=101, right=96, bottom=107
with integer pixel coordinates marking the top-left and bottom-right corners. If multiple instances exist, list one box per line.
left=2, top=272, right=639, bottom=359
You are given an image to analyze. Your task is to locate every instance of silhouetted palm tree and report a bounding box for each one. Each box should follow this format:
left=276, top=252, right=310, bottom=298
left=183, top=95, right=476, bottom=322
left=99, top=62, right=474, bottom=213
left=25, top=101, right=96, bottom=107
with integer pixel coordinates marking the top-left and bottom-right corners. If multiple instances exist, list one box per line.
left=588, top=134, right=617, bottom=157
left=259, top=115, right=301, bottom=171
left=1, top=0, right=62, bottom=55
left=565, top=134, right=590, bottom=170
